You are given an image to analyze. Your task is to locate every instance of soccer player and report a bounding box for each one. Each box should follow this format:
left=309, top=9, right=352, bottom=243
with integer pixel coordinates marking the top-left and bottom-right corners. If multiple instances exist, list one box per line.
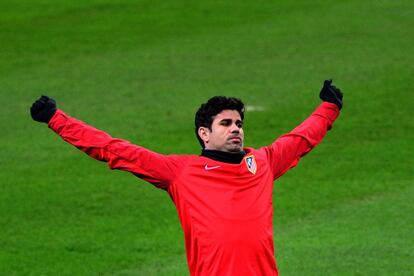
left=30, top=80, right=343, bottom=275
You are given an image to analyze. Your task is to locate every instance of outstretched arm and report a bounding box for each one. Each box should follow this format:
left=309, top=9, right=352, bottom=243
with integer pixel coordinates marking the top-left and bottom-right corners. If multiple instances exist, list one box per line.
left=261, top=80, right=343, bottom=180
left=30, top=96, right=186, bottom=190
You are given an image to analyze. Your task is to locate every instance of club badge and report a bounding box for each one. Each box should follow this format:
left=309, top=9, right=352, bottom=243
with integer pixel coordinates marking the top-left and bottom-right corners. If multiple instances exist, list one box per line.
left=244, top=155, right=257, bottom=175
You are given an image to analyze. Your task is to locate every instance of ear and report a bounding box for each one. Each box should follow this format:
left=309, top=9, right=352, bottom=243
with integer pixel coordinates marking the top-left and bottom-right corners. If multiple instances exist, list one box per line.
left=198, top=127, right=210, bottom=145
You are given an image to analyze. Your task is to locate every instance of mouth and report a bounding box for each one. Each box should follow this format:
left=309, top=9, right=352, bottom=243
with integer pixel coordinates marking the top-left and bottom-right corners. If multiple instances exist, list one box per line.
left=228, top=136, right=242, bottom=143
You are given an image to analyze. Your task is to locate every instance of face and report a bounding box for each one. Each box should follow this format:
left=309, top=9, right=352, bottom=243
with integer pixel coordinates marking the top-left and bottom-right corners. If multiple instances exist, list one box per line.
left=198, top=109, right=244, bottom=153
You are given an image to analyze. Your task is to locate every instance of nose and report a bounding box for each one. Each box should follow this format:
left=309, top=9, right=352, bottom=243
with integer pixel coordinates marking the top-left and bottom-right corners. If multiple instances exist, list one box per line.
left=230, top=123, right=240, bottom=133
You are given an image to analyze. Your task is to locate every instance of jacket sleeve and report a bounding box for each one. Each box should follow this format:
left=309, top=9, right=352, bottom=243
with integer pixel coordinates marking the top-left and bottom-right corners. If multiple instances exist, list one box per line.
left=48, top=109, right=187, bottom=190
left=259, top=102, right=340, bottom=180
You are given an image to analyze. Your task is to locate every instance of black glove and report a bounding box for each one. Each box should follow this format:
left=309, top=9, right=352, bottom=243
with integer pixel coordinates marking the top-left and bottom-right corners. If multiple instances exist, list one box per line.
left=30, top=95, right=57, bottom=123
left=319, top=79, right=343, bottom=110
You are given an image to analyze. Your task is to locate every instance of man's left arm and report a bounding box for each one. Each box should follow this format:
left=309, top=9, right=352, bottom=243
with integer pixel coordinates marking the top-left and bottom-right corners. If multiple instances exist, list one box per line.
left=261, top=80, right=343, bottom=179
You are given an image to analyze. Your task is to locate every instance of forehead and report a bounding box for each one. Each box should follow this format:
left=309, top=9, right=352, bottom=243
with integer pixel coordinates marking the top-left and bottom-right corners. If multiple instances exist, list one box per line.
left=213, top=110, right=242, bottom=122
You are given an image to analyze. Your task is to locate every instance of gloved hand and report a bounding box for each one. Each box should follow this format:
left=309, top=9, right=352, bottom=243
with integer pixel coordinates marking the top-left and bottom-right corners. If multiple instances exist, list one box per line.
left=30, top=95, right=57, bottom=123
left=319, top=79, right=343, bottom=110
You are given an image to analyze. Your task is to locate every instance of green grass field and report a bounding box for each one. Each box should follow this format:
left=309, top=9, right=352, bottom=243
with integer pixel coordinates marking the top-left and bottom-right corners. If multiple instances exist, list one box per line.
left=1, top=0, right=413, bottom=275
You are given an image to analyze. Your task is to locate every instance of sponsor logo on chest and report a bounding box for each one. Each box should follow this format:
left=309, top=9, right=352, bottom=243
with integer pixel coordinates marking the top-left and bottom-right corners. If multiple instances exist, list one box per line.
left=244, top=155, right=257, bottom=174
left=204, top=164, right=221, bottom=171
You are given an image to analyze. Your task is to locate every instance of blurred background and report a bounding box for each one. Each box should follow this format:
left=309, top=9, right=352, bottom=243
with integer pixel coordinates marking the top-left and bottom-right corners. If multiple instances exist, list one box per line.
left=1, top=0, right=413, bottom=275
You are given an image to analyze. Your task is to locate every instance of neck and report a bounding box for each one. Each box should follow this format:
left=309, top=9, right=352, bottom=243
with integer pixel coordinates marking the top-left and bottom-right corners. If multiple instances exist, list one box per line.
left=201, top=149, right=246, bottom=164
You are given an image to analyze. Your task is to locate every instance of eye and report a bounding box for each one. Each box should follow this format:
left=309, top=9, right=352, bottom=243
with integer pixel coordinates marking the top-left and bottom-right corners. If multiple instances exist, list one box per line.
left=220, top=120, right=231, bottom=126
left=236, top=121, right=243, bottom=128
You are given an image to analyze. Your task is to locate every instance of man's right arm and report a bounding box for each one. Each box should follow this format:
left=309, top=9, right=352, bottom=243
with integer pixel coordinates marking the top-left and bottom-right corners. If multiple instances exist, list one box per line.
left=31, top=96, right=186, bottom=190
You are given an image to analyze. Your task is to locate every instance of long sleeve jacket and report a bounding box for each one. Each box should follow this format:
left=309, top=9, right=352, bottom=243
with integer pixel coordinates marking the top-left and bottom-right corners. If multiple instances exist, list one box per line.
left=48, top=102, right=340, bottom=276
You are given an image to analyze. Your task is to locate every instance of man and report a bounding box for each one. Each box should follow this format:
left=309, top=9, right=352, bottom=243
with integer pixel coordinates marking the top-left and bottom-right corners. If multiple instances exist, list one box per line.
left=30, top=80, right=343, bottom=275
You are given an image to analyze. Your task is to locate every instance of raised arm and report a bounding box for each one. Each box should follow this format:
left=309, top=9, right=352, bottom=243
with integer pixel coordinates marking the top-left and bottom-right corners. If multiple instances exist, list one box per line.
left=260, top=80, right=343, bottom=180
left=30, top=96, right=187, bottom=190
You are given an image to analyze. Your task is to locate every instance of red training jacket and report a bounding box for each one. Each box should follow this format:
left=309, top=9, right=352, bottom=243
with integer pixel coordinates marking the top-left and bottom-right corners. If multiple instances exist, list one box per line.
left=48, top=102, right=340, bottom=275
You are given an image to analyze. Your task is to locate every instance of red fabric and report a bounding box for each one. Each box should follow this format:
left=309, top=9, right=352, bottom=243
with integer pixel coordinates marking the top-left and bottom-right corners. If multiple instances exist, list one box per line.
left=48, top=102, right=339, bottom=275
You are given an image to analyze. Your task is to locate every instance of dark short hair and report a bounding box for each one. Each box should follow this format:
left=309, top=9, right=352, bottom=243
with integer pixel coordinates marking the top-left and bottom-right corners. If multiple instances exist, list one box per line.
left=194, top=96, right=245, bottom=148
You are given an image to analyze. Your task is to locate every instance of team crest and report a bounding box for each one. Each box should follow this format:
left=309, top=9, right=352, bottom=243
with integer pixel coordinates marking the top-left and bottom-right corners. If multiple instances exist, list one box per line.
left=244, top=155, right=257, bottom=174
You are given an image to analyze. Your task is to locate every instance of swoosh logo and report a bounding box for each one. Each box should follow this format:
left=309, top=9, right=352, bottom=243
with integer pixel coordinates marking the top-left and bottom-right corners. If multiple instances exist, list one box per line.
left=204, top=165, right=221, bottom=171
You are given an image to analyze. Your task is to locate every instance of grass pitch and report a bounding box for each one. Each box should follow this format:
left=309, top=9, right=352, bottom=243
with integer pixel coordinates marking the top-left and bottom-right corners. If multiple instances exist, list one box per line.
left=1, top=0, right=413, bottom=275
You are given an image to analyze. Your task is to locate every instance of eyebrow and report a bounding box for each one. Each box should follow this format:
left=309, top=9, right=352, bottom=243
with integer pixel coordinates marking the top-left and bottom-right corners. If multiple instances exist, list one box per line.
left=219, top=119, right=243, bottom=124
